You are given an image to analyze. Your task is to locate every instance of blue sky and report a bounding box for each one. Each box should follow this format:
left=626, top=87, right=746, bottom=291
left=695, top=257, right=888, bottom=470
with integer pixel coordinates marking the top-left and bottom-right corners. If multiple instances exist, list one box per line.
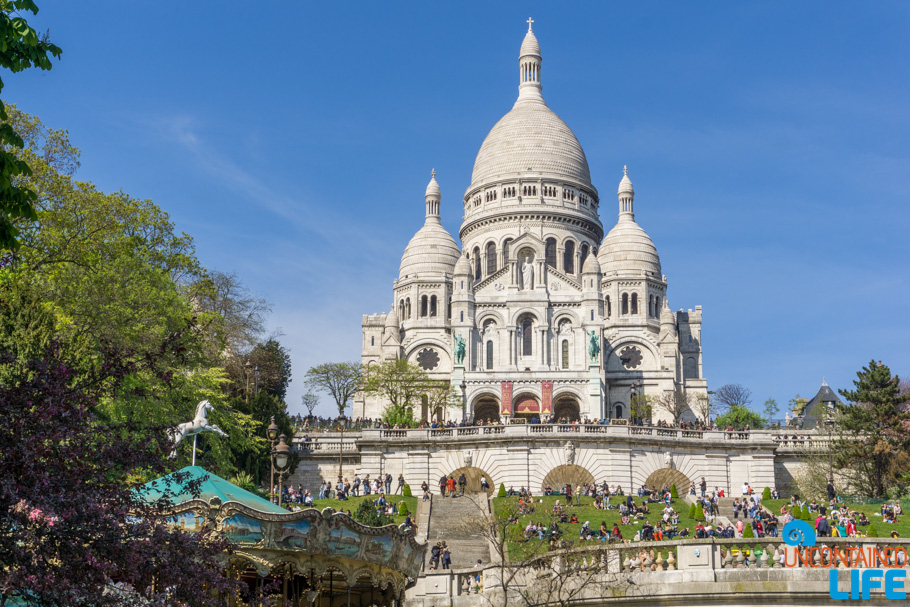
left=15, top=2, right=910, bottom=417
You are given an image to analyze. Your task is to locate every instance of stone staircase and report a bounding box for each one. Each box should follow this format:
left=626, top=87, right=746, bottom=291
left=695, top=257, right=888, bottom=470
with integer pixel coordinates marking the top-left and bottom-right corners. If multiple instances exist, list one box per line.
left=425, top=493, right=491, bottom=569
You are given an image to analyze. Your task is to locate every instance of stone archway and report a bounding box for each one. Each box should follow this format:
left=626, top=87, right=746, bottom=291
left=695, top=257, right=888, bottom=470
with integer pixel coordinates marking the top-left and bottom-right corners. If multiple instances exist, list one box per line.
left=541, top=465, right=595, bottom=494
left=473, top=395, right=500, bottom=423
left=513, top=393, right=540, bottom=421
left=447, top=466, right=494, bottom=495
left=553, top=396, right=580, bottom=422
left=644, top=468, right=691, bottom=494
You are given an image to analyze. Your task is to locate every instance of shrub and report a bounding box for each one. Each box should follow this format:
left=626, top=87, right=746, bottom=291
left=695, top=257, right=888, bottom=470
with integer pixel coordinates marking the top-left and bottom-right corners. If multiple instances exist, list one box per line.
left=402, top=484, right=412, bottom=497
left=353, top=499, right=393, bottom=527
left=670, top=484, right=678, bottom=499
left=742, top=522, right=754, bottom=538
left=498, top=483, right=507, bottom=498
left=802, top=506, right=813, bottom=521
left=689, top=503, right=697, bottom=519
left=695, top=503, right=705, bottom=521
left=398, top=501, right=409, bottom=516
left=867, top=524, right=879, bottom=538
left=762, top=487, right=771, bottom=501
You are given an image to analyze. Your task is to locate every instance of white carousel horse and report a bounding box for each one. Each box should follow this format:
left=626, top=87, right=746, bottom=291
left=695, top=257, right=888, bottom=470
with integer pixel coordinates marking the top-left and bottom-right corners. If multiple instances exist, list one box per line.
left=168, top=400, right=228, bottom=460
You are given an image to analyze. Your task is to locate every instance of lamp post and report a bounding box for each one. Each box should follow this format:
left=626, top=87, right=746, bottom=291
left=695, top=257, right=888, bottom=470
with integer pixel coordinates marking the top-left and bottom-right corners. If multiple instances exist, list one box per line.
left=267, top=416, right=280, bottom=504
left=460, top=380, right=467, bottom=421
left=338, top=416, right=347, bottom=485
left=272, top=433, right=291, bottom=508
left=244, top=360, right=252, bottom=404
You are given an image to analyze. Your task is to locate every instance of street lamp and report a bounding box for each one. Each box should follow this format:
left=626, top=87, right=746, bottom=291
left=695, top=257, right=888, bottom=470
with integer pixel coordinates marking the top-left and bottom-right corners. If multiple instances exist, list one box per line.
left=460, top=380, right=467, bottom=421
left=338, top=416, right=348, bottom=485
left=266, top=416, right=280, bottom=504
left=272, top=433, right=291, bottom=507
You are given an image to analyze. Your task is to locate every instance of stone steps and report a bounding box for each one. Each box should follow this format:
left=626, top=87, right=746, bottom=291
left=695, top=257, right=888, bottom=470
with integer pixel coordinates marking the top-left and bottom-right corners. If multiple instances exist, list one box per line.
left=426, top=493, right=491, bottom=569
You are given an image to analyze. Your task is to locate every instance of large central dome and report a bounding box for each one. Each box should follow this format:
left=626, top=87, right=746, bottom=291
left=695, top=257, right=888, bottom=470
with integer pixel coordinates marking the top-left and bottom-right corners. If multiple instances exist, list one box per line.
left=469, top=101, right=592, bottom=188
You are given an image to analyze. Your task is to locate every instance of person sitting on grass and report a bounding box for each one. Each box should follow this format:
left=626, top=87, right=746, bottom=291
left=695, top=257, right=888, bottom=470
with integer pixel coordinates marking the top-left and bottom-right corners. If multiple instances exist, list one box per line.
left=620, top=513, right=631, bottom=525
left=612, top=523, right=622, bottom=541
left=857, top=512, right=870, bottom=526
left=570, top=513, right=579, bottom=524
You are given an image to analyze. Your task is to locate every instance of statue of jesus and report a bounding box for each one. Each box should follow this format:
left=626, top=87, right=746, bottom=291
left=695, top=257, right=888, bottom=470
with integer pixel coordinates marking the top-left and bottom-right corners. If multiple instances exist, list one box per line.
left=521, top=257, right=534, bottom=290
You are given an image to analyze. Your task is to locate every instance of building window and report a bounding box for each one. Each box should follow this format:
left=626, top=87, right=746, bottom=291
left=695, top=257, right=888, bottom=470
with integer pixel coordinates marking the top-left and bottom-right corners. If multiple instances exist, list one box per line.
left=486, top=341, right=493, bottom=370
left=561, top=340, right=569, bottom=369
left=460, top=311, right=464, bottom=322
left=399, top=299, right=404, bottom=320
left=631, top=293, right=638, bottom=315
left=606, top=295, right=611, bottom=317
left=580, top=243, right=589, bottom=269
left=590, top=309, right=594, bottom=321
left=655, top=296, right=661, bottom=315
left=371, top=336, right=374, bottom=346
left=447, top=297, right=452, bottom=319
left=421, top=295, right=428, bottom=317
left=648, top=295, right=654, bottom=317
left=522, top=319, right=533, bottom=356
left=503, top=238, right=512, bottom=264
left=564, top=240, right=575, bottom=274
left=621, top=293, right=629, bottom=315
left=486, top=242, right=496, bottom=275
left=430, top=295, right=437, bottom=317
left=614, top=404, right=623, bottom=419
left=406, top=298, right=411, bottom=319
left=545, top=238, right=557, bottom=268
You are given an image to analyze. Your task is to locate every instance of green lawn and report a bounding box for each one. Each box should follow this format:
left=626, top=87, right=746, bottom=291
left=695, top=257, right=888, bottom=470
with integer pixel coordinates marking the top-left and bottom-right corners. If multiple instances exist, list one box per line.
left=763, top=499, right=910, bottom=538
left=312, top=495, right=418, bottom=525
left=493, top=494, right=704, bottom=558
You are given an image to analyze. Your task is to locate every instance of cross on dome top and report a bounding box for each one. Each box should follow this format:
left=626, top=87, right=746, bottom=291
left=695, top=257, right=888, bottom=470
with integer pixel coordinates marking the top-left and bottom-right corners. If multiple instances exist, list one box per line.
left=431, top=168, right=436, bottom=179
left=527, top=17, right=534, bottom=31
left=624, top=165, right=628, bottom=176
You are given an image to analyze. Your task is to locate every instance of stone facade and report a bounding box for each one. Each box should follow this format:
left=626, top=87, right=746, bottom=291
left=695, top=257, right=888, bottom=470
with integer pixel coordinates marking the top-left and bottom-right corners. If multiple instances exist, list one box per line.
left=355, top=23, right=706, bottom=424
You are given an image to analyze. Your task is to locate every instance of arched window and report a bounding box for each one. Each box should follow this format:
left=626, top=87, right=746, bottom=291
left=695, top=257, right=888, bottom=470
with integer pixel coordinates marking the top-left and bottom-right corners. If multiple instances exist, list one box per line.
left=486, top=242, right=496, bottom=275
left=430, top=295, right=437, bottom=317
left=606, top=295, right=611, bottom=317
left=398, top=299, right=404, bottom=320
left=545, top=238, right=557, bottom=268
left=561, top=340, right=569, bottom=369
left=460, top=311, right=464, bottom=322
left=405, top=298, right=411, bottom=319
left=486, top=341, right=493, bottom=370
left=580, top=243, right=589, bottom=270
left=420, top=295, right=428, bottom=317
left=522, top=319, right=533, bottom=356
left=564, top=240, right=575, bottom=274
left=447, top=297, right=452, bottom=319
left=631, top=293, right=639, bottom=315
left=648, top=295, right=654, bottom=318
left=503, top=238, right=512, bottom=264
left=614, top=404, right=623, bottom=419
left=655, top=296, right=661, bottom=315
left=621, top=293, right=629, bottom=315
left=371, top=336, right=374, bottom=346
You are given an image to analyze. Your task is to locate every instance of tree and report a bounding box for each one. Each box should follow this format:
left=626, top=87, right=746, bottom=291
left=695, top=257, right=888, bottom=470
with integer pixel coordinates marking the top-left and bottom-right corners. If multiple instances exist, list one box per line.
left=763, top=398, right=780, bottom=426
left=301, top=391, right=320, bottom=417
left=629, top=393, right=651, bottom=421
left=0, top=1, right=62, bottom=250
left=361, top=359, right=433, bottom=424
left=834, top=360, right=910, bottom=498
left=713, top=384, right=752, bottom=411
left=651, top=388, right=692, bottom=425
left=194, top=270, right=271, bottom=362
left=306, top=361, right=362, bottom=418
left=714, top=404, right=765, bottom=430
left=691, top=393, right=714, bottom=424
left=0, top=341, right=238, bottom=606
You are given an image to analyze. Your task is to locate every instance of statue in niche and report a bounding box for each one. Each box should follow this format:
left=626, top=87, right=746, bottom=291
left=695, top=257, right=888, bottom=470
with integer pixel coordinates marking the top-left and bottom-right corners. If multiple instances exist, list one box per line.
left=521, top=257, right=534, bottom=290
left=565, top=441, right=575, bottom=465
left=588, top=330, right=601, bottom=363
left=454, top=333, right=466, bottom=365
left=664, top=452, right=674, bottom=469
left=465, top=451, right=473, bottom=468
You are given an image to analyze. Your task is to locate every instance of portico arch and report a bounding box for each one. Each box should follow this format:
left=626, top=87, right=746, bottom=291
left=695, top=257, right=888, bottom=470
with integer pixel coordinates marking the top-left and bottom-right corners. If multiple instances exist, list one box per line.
left=541, top=465, right=595, bottom=494
left=472, top=394, right=500, bottom=423
left=553, top=395, right=580, bottom=422
left=644, top=468, right=691, bottom=494
left=447, top=466, right=494, bottom=495
left=512, top=393, right=540, bottom=421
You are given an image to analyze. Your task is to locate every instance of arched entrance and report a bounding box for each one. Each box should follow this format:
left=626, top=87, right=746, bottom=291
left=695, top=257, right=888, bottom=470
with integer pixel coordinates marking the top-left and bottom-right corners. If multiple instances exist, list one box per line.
left=513, top=393, right=540, bottom=421
left=643, top=468, right=691, bottom=494
left=447, top=466, right=494, bottom=495
left=612, top=402, right=624, bottom=419
left=553, top=395, right=580, bottom=422
left=473, top=395, right=500, bottom=423
left=541, top=465, right=595, bottom=494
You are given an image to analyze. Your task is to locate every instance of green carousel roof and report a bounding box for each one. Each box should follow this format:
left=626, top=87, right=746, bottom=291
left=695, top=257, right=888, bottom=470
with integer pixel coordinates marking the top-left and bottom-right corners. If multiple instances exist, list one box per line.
left=138, top=465, right=287, bottom=514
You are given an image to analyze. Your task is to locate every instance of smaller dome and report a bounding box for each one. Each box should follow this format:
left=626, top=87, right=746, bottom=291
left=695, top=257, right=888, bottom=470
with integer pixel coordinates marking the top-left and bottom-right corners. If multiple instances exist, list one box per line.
left=399, top=221, right=460, bottom=280
left=582, top=252, right=601, bottom=274
left=660, top=299, right=674, bottom=324
left=426, top=169, right=440, bottom=199
left=598, top=219, right=661, bottom=277
left=454, top=253, right=471, bottom=276
left=384, top=306, right=399, bottom=329
left=618, top=165, right=633, bottom=195
left=520, top=28, right=540, bottom=57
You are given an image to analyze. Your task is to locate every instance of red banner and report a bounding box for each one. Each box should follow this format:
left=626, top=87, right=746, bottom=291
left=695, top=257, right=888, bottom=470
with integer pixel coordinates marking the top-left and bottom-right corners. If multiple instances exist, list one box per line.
left=501, top=382, right=513, bottom=415
left=541, top=381, right=553, bottom=415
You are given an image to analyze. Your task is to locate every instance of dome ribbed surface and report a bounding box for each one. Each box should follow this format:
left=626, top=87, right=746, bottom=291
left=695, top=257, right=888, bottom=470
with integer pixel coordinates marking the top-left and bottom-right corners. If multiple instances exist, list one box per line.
left=469, top=100, right=592, bottom=189
left=384, top=306, right=399, bottom=328
left=454, top=254, right=471, bottom=276
left=399, top=220, right=461, bottom=280
left=582, top=252, right=601, bottom=274
left=598, top=218, right=661, bottom=276
left=520, top=30, right=540, bottom=57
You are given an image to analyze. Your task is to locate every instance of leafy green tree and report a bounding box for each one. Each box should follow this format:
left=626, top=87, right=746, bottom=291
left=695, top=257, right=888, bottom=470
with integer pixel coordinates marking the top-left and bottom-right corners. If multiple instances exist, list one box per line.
left=0, top=1, right=62, bottom=250
left=306, top=361, right=362, bottom=418
left=835, top=360, right=910, bottom=497
left=715, top=404, right=765, bottom=429
left=352, top=499, right=393, bottom=527
left=362, top=359, right=437, bottom=425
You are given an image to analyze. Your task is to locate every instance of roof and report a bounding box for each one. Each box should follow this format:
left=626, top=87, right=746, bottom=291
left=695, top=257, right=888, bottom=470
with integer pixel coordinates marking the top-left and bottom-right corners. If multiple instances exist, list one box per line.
left=137, top=465, right=287, bottom=515
left=796, top=379, right=842, bottom=429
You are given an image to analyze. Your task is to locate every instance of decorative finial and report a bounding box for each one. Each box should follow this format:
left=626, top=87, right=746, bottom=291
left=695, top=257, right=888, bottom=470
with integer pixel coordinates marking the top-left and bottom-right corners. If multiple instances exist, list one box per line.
left=526, top=17, right=534, bottom=31
left=431, top=168, right=436, bottom=179
left=623, top=165, right=628, bottom=176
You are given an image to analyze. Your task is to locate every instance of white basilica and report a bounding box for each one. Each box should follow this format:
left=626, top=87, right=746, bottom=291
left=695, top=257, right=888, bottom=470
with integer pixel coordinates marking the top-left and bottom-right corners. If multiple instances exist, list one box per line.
left=355, top=23, right=707, bottom=424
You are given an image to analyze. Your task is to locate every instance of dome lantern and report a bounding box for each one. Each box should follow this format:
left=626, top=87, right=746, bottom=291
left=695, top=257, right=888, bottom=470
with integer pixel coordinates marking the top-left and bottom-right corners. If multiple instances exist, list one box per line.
left=425, top=168, right=441, bottom=219
left=618, top=165, right=634, bottom=219
left=518, top=17, right=542, bottom=102
left=398, top=170, right=460, bottom=281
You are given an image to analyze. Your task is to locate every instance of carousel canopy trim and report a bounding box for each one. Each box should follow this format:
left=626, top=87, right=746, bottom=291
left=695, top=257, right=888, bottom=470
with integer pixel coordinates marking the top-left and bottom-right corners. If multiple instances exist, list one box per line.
left=137, top=465, right=287, bottom=514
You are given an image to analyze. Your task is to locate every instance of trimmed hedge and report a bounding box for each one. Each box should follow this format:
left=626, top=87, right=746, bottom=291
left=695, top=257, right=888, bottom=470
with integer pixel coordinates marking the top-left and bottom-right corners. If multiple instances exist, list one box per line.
left=498, top=483, right=507, bottom=498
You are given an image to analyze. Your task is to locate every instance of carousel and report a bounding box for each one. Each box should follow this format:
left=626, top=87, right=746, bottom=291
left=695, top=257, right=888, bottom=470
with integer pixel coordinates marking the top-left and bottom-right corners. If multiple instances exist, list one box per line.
left=140, top=466, right=426, bottom=607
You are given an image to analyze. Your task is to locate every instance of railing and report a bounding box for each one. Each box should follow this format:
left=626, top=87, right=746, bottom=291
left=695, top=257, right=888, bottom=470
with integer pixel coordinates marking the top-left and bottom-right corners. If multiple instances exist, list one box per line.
left=296, top=441, right=359, bottom=454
